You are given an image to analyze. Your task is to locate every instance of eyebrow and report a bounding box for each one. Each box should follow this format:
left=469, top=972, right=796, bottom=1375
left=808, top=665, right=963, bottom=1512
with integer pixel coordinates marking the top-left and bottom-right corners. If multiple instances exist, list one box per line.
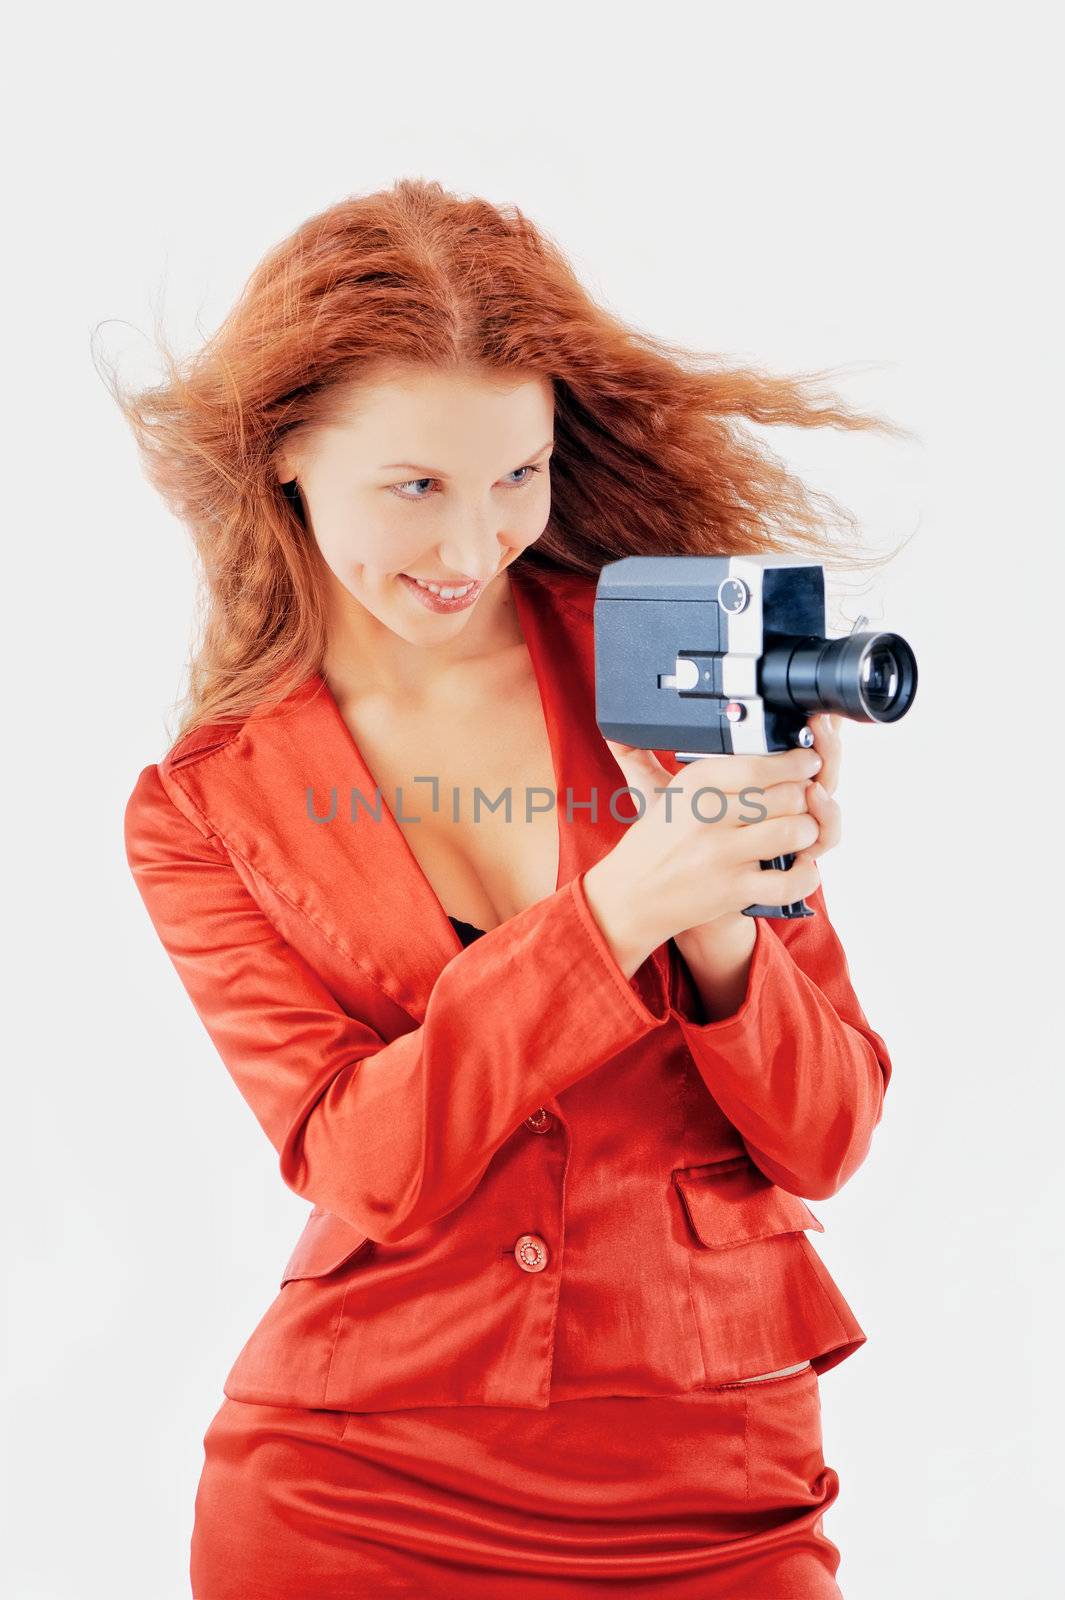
left=379, top=439, right=555, bottom=475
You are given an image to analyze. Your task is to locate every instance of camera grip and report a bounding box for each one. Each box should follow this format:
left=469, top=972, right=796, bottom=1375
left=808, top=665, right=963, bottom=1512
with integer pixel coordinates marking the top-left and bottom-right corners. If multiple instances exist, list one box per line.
left=741, top=852, right=816, bottom=920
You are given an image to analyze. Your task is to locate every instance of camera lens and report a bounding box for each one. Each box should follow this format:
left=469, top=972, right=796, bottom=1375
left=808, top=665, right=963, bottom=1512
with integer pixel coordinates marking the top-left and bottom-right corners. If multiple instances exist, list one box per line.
left=759, top=629, right=917, bottom=723
left=861, top=644, right=901, bottom=713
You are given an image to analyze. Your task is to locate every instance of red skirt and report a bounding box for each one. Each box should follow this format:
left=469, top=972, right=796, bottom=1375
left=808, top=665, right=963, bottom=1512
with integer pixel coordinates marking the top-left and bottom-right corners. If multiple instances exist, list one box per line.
left=190, top=1362, right=843, bottom=1598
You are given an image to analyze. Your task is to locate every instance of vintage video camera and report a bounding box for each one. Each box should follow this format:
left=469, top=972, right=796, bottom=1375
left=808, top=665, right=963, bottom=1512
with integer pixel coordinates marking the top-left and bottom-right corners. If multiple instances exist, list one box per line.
left=593, top=554, right=918, bottom=920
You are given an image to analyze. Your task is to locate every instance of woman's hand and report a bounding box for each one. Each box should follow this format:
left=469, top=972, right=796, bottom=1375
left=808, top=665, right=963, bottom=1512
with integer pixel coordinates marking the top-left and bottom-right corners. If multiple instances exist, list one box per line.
left=588, top=712, right=843, bottom=1018
left=580, top=714, right=845, bottom=981
left=790, top=711, right=843, bottom=871
left=580, top=723, right=820, bottom=970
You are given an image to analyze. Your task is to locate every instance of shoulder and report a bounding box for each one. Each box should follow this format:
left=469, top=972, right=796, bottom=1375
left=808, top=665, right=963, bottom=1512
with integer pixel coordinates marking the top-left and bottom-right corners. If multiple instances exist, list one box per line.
left=124, top=714, right=247, bottom=854
left=124, top=671, right=321, bottom=853
left=162, top=719, right=244, bottom=774
left=124, top=719, right=242, bottom=838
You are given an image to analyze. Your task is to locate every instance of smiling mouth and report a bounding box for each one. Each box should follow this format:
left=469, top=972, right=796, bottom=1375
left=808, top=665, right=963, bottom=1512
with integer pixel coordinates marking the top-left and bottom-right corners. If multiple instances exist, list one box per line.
left=402, top=574, right=479, bottom=597
left=398, top=572, right=488, bottom=611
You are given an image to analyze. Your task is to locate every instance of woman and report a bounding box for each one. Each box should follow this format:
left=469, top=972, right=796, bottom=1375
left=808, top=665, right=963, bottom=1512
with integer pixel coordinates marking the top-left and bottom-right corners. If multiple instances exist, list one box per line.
left=117, top=178, right=897, bottom=1598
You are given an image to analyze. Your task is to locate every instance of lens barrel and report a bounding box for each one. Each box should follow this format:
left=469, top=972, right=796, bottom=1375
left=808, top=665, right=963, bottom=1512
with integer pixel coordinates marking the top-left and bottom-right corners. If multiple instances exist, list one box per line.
left=760, top=631, right=917, bottom=723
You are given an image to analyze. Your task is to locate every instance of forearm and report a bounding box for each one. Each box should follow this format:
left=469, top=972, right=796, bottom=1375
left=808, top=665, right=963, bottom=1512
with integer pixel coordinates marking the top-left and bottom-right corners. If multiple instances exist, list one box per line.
left=668, top=885, right=892, bottom=1199
left=673, top=913, right=758, bottom=1023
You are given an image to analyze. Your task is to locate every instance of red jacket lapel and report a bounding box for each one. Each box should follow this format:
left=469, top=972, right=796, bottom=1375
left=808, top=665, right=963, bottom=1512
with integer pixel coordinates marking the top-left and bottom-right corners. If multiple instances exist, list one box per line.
left=164, top=562, right=677, bottom=1028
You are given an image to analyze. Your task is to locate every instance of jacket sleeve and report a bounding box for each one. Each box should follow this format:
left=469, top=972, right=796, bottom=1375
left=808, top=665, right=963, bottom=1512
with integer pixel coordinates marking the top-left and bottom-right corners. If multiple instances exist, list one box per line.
left=124, top=762, right=671, bottom=1244
left=666, top=879, right=892, bottom=1200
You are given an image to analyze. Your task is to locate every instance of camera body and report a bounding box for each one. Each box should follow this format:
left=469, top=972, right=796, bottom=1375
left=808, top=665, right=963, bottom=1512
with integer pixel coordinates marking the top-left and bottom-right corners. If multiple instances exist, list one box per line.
left=594, top=553, right=915, bottom=758
left=593, top=554, right=917, bottom=917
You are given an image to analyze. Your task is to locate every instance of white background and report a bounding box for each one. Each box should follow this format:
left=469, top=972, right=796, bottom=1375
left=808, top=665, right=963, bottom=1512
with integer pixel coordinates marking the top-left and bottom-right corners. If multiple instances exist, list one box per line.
left=5, top=2, right=1063, bottom=1595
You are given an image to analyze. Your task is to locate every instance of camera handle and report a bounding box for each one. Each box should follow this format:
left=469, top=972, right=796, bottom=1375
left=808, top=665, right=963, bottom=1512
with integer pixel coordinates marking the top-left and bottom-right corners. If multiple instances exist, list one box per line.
left=739, top=854, right=816, bottom=920
left=672, top=734, right=821, bottom=921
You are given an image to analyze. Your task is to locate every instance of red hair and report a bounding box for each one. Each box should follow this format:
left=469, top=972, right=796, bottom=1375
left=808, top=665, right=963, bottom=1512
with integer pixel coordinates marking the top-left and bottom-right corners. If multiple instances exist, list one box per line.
left=99, top=177, right=912, bottom=744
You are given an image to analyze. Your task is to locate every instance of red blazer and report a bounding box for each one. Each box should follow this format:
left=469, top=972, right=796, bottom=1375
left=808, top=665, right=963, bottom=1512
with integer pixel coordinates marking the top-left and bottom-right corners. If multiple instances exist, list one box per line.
left=124, top=560, right=892, bottom=1413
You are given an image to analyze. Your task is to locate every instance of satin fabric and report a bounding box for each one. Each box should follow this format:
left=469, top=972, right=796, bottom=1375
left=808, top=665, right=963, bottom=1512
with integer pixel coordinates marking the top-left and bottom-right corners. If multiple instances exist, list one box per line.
left=120, top=566, right=889, bottom=1593
left=122, top=561, right=892, bottom=1414
left=445, top=911, right=812, bottom=1391
left=190, top=1363, right=843, bottom=1598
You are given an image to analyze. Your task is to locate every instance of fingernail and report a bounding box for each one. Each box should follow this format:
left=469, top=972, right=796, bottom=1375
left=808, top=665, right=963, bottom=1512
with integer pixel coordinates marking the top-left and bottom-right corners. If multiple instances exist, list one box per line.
left=810, top=780, right=825, bottom=798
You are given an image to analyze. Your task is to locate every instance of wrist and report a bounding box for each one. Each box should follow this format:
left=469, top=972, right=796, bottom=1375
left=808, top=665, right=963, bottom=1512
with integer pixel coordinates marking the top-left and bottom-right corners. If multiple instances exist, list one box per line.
left=579, top=859, right=658, bottom=980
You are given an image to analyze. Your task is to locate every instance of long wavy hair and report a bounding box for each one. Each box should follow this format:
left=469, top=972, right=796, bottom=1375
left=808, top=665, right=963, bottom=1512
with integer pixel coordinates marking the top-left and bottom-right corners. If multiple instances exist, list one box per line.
left=98, top=177, right=912, bottom=744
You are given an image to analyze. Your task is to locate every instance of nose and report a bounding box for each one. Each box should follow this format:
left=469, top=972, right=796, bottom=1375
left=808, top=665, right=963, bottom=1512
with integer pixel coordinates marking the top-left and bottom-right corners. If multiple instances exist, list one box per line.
left=435, top=524, right=511, bottom=584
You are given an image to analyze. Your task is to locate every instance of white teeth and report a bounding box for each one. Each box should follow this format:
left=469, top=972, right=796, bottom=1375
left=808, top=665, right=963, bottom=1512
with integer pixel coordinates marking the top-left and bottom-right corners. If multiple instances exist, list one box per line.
left=409, top=576, right=476, bottom=598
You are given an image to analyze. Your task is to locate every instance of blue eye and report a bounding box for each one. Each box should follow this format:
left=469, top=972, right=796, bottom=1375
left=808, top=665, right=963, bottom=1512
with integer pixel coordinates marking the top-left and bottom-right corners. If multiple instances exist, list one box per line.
left=391, top=462, right=545, bottom=501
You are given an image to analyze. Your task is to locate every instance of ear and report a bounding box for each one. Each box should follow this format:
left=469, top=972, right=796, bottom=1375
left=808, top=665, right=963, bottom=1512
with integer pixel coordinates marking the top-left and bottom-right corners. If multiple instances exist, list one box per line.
left=272, top=445, right=299, bottom=486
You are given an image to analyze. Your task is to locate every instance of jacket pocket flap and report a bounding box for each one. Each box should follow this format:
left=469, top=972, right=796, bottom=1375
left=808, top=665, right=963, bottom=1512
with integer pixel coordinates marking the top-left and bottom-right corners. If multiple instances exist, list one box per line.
left=672, top=1158, right=824, bottom=1249
left=280, top=1209, right=375, bottom=1284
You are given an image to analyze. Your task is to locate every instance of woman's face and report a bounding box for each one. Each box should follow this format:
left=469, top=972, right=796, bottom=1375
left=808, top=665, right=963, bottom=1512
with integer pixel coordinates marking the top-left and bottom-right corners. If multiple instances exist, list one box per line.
left=278, top=363, right=555, bottom=641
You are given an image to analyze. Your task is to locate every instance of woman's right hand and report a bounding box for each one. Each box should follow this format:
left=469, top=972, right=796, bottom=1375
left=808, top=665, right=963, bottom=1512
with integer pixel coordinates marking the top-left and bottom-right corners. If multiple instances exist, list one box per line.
left=579, top=743, right=825, bottom=979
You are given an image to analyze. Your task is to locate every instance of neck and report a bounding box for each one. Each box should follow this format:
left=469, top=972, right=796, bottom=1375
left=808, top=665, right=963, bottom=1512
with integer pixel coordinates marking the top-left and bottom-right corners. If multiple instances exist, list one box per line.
left=321, top=565, right=524, bottom=707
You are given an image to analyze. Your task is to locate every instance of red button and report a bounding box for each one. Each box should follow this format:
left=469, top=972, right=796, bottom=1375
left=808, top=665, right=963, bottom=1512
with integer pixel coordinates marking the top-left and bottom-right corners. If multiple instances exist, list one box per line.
left=524, top=1107, right=554, bottom=1134
left=514, top=1233, right=549, bottom=1273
